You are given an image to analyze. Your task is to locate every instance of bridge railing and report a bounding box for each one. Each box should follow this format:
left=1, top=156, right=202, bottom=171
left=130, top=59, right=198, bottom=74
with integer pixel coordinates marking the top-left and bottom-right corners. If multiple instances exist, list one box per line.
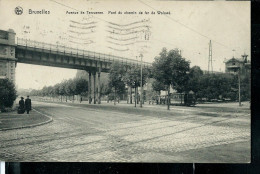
left=16, top=38, right=152, bottom=67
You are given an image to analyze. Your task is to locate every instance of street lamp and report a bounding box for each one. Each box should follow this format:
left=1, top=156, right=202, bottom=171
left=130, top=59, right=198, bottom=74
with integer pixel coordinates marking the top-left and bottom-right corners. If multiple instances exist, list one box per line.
left=139, top=53, right=143, bottom=108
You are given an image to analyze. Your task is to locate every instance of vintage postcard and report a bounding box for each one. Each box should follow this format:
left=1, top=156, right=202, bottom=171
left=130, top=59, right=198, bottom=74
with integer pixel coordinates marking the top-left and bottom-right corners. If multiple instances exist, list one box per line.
left=0, top=0, right=250, bottom=163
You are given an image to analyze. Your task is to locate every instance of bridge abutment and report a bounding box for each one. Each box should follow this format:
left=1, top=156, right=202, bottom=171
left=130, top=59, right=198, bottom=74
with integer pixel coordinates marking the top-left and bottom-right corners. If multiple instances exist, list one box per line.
left=0, top=29, right=16, bottom=83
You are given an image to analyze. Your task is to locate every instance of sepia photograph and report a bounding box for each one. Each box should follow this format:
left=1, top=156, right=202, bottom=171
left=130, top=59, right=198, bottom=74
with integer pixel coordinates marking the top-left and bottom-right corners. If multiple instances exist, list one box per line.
left=0, top=0, right=250, bottom=163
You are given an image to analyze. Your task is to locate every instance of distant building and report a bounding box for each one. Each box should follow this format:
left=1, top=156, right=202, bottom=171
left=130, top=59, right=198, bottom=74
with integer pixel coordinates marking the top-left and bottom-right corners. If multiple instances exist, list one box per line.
left=225, top=54, right=250, bottom=75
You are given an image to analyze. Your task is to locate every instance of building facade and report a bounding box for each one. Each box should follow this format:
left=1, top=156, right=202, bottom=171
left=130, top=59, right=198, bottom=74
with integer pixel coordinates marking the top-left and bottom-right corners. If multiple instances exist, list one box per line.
left=225, top=54, right=250, bottom=75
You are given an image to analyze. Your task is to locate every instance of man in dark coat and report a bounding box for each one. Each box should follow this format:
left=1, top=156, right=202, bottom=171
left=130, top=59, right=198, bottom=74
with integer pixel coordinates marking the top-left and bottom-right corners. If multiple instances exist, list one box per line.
left=18, top=97, right=25, bottom=114
left=25, top=96, right=32, bottom=114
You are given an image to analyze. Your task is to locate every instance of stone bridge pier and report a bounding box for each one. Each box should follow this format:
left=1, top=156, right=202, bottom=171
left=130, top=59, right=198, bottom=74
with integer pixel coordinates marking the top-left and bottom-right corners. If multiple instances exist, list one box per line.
left=87, top=66, right=101, bottom=104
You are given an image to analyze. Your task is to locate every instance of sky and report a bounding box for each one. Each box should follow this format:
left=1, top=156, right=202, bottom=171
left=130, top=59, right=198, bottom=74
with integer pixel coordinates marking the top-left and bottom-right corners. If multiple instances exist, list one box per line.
left=0, top=0, right=250, bottom=90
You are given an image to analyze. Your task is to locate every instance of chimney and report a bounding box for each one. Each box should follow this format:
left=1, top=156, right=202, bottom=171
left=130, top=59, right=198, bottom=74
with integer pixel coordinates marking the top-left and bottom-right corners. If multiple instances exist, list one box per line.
left=241, top=53, right=248, bottom=63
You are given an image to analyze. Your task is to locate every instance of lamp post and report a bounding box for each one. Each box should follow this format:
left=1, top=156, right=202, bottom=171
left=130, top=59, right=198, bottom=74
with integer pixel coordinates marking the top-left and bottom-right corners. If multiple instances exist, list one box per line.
left=140, top=53, right=143, bottom=108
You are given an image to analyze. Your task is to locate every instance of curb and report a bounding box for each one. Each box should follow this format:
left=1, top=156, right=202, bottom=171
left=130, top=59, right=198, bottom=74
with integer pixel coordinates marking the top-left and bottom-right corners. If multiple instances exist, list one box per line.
left=0, top=109, right=53, bottom=131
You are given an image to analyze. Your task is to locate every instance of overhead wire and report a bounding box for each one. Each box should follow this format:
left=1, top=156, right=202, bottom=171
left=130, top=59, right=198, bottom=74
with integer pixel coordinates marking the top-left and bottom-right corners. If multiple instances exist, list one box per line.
left=48, top=0, right=215, bottom=60
left=138, top=0, right=233, bottom=50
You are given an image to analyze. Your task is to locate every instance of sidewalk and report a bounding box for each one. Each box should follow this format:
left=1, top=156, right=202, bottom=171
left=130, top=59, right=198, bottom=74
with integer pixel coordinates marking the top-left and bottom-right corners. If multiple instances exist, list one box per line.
left=33, top=99, right=250, bottom=120
left=78, top=100, right=250, bottom=113
left=0, top=109, right=52, bottom=131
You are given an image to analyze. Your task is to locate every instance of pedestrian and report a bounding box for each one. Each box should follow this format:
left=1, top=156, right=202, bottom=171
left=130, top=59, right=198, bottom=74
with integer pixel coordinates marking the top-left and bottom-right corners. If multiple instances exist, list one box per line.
left=18, top=97, right=25, bottom=114
left=25, top=95, right=32, bottom=114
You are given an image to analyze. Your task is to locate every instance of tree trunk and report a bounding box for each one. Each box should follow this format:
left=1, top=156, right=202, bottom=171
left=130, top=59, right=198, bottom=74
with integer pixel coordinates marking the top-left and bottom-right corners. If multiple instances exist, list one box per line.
left=158, top=91, right=161, bottom=105
left=167, top=86, right=170, bottom=110
left=127, top=88, right=129, bottom=104
left=130, top=87, right=133, bottom=104
left=137, top=87, right=139, bottom=104
left=134, top=87, right=137, bottom=107
left=114, top=88, right=116, bottom=105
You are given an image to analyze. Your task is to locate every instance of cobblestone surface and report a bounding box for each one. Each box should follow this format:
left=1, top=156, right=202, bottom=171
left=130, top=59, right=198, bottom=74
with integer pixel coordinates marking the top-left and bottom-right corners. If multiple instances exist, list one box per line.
left=0, top=101, right=250, bottom=162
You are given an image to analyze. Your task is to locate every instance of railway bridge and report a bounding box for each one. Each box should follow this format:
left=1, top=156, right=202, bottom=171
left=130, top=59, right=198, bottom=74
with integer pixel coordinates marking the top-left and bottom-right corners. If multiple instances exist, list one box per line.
left=0, top=29, right=152, bottom=104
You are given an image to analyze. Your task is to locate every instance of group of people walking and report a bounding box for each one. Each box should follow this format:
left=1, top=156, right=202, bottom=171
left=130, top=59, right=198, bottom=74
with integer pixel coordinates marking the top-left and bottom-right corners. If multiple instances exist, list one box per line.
left=18, top=96, right=32, bottom=114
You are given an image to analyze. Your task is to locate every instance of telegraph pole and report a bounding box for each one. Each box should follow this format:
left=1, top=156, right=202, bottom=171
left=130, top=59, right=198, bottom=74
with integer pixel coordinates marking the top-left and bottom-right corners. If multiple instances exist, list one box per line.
left=208, top=40, right=213, bottom=74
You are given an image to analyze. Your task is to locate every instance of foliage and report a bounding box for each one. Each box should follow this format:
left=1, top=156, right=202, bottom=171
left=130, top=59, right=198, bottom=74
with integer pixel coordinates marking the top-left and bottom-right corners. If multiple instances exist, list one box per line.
left=152, top=48, right=190, bottom=93
left=152, top=79, right=166, bottom=92
left=240, top=72, right=250, bottom=101
left=108, top=62, right=127, bottom=95
left=196, top=73, right=238, bottom=101
left=74, top=78, right=88, bottom=95
left=186, top=66, right=204, bottom=94
left=29, top=78, right=88, bottom=98
left=123, top=65, right=149, bottom=89
left=0, top=79, right=17, bottom=111
left=152, top=48, right=190, bottom=109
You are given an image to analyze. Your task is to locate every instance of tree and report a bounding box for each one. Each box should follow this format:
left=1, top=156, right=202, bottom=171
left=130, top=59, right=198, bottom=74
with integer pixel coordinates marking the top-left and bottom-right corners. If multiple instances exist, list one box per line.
left=75, top=78, right=88, bottom=95
left=58, top=82, right=66, bottom=102
left=240, top=72, right=250, bottom=101
left=64, top=79, right=76, bottom=102
left=108, top=62, right=127, bottom=105
left=152, top=48, right=190, bottom=110
left=0, top=79, right=17, bottom=112
left=151, top=79, right=167, bottom=104
left=196, top=73, right=238, bottom=101
left=123, top=65, right=149, bottom=107
left=187, top=66, right=204, bottom=95
left=74, top=78, right=88, bottom=102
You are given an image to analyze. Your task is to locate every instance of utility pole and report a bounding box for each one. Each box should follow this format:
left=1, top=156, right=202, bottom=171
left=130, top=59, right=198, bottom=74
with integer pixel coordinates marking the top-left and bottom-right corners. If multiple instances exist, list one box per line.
left=140, top=53, right=143, bottom=108
left=208, top=40, right=213, bottom=74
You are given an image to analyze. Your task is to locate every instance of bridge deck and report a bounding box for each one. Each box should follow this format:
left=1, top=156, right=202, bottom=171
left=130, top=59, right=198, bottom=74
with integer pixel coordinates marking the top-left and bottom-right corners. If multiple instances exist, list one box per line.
left=16, top=38, right=152, bottom=68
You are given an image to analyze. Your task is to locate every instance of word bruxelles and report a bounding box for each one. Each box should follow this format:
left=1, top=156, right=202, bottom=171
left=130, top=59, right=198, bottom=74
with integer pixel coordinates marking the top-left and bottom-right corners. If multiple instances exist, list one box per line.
left=29, top=9, right=50, bottom=14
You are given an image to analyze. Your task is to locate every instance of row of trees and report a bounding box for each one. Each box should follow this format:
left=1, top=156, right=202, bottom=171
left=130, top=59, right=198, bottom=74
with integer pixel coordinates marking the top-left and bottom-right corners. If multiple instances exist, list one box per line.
left=188, top=72, right=250, bottom=101
left=30, top=78, right=88, bottom=102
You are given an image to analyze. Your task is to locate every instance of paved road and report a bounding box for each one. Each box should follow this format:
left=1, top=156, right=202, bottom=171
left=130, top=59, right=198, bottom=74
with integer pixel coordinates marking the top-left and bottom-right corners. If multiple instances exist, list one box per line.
left=0, top=101, right=250, bottom=162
